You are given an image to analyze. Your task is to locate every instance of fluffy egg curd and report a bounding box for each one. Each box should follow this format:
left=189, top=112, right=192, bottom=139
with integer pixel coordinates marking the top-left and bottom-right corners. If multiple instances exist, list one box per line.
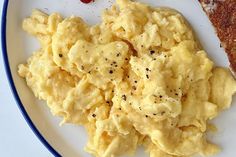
left=18, top=0, right=236, bottom=157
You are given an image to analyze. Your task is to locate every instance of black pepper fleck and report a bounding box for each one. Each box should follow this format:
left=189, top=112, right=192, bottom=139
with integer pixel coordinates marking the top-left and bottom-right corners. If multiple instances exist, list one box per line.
left=81, top=66, right=84, bottom=70
left=122, top=95, right=127, bottom=101
left=92, top=114, right=96, bottom=117
left=153, top=113, right=157, bottom=116
left=150, top=50, right=155, bottom=55
left=134, top=80, right=137, bottom=83
left=159, top=95, right=163, bottom=98
left=146, top=75, right=149, bottom=79
left=145, top=115, right=148, bottom=118
left=139, top=107, right=142, bottom=110
left=132, top=86, right=137, bottom=90
left=59, top=54, right=63, bottom=57
left=109, top=70, right=113, bottom=74
left=116, top=53, right=120, bottom=57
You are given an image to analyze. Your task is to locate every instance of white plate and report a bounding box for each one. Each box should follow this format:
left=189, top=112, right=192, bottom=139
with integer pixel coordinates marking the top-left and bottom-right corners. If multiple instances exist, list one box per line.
left=2, top=0, right=236, bottom=157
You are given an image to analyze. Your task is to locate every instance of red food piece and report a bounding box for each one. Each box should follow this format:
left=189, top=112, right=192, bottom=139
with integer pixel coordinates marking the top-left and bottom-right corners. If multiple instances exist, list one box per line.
left=80, top=0, right=93, bottom=4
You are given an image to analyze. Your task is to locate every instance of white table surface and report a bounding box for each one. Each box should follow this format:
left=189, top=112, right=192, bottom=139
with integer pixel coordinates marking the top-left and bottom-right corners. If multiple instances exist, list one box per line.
left=0, top=1, right=53, bottom=156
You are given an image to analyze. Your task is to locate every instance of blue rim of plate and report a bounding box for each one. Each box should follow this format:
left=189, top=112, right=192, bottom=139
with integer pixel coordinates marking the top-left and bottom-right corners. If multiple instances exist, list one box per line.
left=1, top=0, right=61, bottom=156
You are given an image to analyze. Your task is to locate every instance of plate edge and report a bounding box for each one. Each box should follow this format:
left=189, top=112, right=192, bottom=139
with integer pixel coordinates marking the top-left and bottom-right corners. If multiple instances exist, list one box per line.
left=0, top=1, right=61, bottom=156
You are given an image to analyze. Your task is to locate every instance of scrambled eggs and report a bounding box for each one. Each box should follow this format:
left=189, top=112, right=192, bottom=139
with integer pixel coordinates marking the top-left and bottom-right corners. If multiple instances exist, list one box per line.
left=18, top=0, right=236, bottom=157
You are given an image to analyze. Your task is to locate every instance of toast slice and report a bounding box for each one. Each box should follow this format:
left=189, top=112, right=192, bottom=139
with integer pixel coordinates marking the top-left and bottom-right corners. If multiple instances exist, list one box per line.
left=199, top=0, right=236, bottom=72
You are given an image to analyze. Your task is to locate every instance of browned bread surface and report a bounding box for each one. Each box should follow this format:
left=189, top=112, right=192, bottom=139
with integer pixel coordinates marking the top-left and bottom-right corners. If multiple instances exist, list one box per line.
left=199, top=0, right=236, bottom=71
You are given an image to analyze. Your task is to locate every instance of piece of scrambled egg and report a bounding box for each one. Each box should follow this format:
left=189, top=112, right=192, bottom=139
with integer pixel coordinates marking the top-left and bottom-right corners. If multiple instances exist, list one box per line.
left=18, top=0, right=236, bottom=157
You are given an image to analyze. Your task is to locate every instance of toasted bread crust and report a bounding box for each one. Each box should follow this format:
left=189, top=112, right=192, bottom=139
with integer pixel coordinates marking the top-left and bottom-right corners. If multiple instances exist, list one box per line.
left=199, top=0, right=236, bottom=71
